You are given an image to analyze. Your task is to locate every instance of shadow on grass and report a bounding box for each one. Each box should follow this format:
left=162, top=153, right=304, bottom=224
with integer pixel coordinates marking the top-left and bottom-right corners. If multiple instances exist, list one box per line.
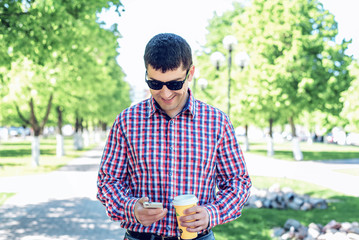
left=0, top=149, right=55, bottom=158
left=213, top=195, right=359, bottom=240
left=0, top=142, right=31, bottom=146
left=251, top=149, right=359, bottom=161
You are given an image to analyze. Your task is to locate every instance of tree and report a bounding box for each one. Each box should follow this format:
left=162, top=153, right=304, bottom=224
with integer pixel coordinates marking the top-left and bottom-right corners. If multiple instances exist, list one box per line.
left=0, top=0, right=129, bottom=165
left=232, top=0, right=353, bottom=160
left=341, top=60, right=359, bottom=133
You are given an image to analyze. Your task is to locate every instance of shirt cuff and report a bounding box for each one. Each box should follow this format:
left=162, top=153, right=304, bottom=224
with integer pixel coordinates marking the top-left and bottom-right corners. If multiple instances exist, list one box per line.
left=204, top=203, right=221, bottom=228
left=125, top=197, right=139, bottom=223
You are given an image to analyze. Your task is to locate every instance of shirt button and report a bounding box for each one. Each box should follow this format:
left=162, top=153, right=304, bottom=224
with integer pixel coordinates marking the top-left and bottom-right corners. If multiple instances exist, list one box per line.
left=169, top=171, right=172, bottom=176
left=166, top=226, right=171, bottom=231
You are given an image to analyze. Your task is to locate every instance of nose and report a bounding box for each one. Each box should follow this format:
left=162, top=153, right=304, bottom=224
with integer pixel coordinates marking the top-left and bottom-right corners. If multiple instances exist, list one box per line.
left=160, top=85, right=172, bottom=98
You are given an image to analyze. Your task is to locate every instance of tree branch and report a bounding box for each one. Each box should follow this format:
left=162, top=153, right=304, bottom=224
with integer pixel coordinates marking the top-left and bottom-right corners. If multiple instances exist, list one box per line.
left=41, top=93, right=53, bottom=129
left=14, top=103, right=31, bottom=125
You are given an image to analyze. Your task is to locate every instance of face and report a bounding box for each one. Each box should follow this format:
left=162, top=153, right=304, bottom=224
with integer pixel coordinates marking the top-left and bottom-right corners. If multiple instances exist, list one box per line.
left=146, top=64, right=194, bottom=118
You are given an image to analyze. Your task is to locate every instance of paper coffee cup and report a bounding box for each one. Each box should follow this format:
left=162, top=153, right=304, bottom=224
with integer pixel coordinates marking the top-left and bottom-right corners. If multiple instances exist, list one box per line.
left=173, top=194, right=198, bottom=239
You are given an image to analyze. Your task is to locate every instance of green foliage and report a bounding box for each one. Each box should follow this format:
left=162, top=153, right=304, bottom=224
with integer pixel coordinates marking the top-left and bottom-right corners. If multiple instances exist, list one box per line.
left=0, top=0, right=131, bottom=130
left=196, top=0, right=354, bottom=133
left=340, top=60, right=359, bottom=132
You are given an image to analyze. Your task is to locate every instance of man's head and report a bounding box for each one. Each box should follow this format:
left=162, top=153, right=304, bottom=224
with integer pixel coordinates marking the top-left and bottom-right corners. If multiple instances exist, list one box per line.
left=144, top=33, right=192, bottom=72
left=144, top=33, right=195, bottom=118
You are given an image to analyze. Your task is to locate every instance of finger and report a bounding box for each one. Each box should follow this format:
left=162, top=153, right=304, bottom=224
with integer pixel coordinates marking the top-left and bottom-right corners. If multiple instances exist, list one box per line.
left=144, top=208, right=166, bottom=216
left=138, top=197, right=149, bottom=205
left=154, top=208, right=168, bottom=220
left=183, top=206, right=200, bottom=215
left=139, top=208, right=168, bottom=226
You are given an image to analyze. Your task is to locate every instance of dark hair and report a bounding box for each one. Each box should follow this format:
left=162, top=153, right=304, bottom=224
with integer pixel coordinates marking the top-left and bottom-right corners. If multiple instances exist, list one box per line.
left=144, top=33, right=192, bottom=72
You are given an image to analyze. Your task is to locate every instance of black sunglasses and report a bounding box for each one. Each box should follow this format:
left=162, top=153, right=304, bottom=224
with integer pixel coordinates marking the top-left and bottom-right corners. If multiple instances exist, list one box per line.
left=145, top=68, right=190, bottom=91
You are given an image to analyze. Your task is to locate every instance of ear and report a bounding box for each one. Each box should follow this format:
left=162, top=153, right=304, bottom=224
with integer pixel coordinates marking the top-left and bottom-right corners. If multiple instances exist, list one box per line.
left=188, top=65, right=196, bottom=82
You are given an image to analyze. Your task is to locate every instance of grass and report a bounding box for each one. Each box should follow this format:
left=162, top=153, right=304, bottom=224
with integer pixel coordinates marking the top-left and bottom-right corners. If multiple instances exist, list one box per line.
left=0, top=136, right=96, bottom=177
left=334, top=168, right=359, bottom=176
left=212, top=176, right=359, bottom=240
left=241, top=140, right=359, bottom=161
left=0, top=193, right=16, bottom=206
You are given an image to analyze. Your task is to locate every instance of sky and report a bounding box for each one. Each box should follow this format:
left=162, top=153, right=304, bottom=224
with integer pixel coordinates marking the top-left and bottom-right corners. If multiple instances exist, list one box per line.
left=99, top=0, right=359, bottom=102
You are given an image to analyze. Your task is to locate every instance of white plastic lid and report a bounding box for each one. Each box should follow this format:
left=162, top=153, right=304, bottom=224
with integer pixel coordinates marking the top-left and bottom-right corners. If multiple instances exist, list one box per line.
left=173, top=194, right=198, bottom=206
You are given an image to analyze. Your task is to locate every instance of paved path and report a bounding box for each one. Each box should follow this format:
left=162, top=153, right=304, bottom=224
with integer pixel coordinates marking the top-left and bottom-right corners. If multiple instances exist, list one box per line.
left=244, top=152, right=359, bottom=197
left=0, top=144, right=125, bottom=240
left=1, top=144, right=358, bottom=240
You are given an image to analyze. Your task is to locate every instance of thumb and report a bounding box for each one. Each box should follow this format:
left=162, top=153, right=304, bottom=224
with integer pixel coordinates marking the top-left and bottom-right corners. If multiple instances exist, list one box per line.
left=137, top=197, right=149, bottom=205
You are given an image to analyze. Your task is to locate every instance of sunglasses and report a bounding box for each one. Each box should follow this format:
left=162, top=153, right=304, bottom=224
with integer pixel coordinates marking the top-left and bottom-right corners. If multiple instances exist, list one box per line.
left=145, top=68, right=190, bottom=90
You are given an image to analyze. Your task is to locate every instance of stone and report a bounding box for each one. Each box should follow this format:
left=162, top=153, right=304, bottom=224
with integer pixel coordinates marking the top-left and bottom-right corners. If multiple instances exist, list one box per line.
left=296, top=226, right=308, bottom=239
left=300, top=202, right=312, bottom=211
left=246, top=185, right=328, bottom=211
left=282, top=187, right=293, bottom=193
left=272, top=227, right=285, bottom=237
left=349, top=227, right=359, bottom=235
left=269, top=183, right=281, bottom=192
left=284, top=219, right=302, bottom=231
left=341, top=222, right=352, bottom=232
left=254, top=200, right=263, bottom=208
left=308, top=223, right=321, bottom=238
left=309, top=198, right=328, bottom=209
left=324, top=220, right=341, bottom=231
left=347, top=232, right=359, bottom=240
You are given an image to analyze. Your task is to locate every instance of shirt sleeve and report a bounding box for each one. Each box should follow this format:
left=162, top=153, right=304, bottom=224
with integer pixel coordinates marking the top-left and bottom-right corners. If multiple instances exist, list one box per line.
left=204, top=117, right=252, bottom=228
left=96, top=117, right=138, bottom=223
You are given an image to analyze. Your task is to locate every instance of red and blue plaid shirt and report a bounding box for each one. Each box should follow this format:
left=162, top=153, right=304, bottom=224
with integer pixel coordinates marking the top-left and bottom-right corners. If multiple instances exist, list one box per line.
left=97, top=89, right=251, bottom=237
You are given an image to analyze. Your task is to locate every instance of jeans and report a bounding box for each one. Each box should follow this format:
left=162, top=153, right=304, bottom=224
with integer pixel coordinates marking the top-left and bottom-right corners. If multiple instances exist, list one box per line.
left=124, top=230, right=215, bottom=240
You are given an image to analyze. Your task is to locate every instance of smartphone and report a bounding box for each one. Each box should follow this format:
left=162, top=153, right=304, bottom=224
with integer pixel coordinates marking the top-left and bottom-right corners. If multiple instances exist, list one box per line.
left=143, top=202, right=163, bottom=209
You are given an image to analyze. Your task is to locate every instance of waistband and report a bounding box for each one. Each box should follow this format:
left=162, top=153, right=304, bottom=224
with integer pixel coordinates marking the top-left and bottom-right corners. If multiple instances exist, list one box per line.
left=126, top=230, right=211, bottom=240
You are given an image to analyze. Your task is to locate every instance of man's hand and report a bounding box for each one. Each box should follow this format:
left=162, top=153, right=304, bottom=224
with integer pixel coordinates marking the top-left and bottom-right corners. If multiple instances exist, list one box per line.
left=135, top=197, right=168, bottom=226
left=179, top=206, right=209, bottom=232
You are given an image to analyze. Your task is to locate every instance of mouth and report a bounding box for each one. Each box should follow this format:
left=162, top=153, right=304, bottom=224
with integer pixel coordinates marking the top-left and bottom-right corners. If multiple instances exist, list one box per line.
left=161, top=95, right=175, bottom=104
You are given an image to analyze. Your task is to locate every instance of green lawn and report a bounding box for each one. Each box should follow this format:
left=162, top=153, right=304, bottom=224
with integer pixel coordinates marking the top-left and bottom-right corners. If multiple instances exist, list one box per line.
left=213, top=176, right=359, bottom=240
left=0, top=136, right=96, bottom=177
left=0, top=193, right=15, bottom=206
left=242, top=140, right=359, bottom=161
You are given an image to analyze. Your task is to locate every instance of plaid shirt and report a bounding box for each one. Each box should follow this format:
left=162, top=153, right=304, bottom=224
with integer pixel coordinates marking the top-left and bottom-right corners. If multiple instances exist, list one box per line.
left=97, top=90, right=251, bottom=237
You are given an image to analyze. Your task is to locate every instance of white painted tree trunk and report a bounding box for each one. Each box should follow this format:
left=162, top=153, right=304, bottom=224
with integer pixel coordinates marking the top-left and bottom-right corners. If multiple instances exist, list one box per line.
left=244, top=135, right=250, bottom=152
left=267, top=136, right=274, bottom=157
left=95, top=130, right=101, bottom=143
left=83, top=130, right=90, bottom=147
left=32, top=136, right=40, bottom=167
left=56, top=134, right=65, bottom=158
left=74, top=132, right=84, bottom=150
left=292, top=137, right=303, bottom=161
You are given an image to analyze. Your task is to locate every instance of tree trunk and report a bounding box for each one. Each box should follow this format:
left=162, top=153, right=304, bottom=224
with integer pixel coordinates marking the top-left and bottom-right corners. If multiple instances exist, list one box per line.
left=56, top=106, right=65, bottom=157
left=244, top=124, right=250, bottom=152
left=32, top=136, right=40, bottom=167
left=289, top=116, right=303, bottom=161
left=83, top=121, right=90, bottom=147
left=267, top=118, right=274, bottom=156
left=15, top=93, right=53, bottom=167
left=74, top=114, right=83, bottom=150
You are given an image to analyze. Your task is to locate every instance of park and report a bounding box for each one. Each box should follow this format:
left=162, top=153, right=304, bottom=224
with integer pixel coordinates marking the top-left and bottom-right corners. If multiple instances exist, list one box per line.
left=1, top=0, right=359, bottom=239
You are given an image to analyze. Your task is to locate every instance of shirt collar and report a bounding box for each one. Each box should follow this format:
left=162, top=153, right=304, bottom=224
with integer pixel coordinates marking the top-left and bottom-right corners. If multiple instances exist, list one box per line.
left=147, top=88, right=196, bottom=119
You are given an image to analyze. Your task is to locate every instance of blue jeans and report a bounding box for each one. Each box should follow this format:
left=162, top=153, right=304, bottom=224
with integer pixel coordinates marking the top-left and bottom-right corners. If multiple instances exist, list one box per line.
left=124, top=230, right=215, bottom=240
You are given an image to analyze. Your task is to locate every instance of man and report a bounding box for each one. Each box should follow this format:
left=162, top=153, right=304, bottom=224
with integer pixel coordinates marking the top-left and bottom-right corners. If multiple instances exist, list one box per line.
left=97, top=33, right=251, bottom=240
